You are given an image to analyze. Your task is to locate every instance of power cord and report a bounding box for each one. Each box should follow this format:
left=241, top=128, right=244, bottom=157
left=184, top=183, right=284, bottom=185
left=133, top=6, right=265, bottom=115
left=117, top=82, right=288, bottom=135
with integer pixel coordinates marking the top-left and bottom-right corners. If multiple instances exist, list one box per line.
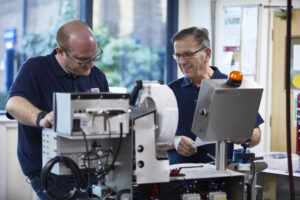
left=81, top=128, right=92, bottom=195
left=41, top=156, right=83, bottom=200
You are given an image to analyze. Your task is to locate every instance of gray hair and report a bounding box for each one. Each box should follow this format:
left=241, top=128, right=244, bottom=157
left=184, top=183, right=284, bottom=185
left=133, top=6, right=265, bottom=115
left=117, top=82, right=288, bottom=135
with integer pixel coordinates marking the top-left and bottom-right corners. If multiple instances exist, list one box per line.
left=170, top=27, right=210, bottom=48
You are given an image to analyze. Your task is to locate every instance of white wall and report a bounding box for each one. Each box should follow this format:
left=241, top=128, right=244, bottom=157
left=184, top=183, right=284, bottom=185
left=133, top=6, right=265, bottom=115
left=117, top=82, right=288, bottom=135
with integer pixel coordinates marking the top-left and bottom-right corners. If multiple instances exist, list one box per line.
left=215, top=0, right=300, bottom=154
left=178, top=0, right=212, bottom=78
left=0, top=117, right=35, bottom=200
left=214, top=0, right=271, bottom=155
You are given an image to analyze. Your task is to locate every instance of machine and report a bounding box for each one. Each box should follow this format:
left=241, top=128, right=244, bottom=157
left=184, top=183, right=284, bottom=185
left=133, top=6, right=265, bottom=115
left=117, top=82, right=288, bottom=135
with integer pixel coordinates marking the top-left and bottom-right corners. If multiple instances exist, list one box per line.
left=41, top=79, right=264, bottom=200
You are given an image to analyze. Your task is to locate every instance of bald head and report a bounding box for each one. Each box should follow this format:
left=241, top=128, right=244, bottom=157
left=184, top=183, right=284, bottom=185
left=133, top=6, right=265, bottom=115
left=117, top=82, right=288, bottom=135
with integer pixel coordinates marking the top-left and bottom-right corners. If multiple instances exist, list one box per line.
left=56, top=20, right=97, bottom=52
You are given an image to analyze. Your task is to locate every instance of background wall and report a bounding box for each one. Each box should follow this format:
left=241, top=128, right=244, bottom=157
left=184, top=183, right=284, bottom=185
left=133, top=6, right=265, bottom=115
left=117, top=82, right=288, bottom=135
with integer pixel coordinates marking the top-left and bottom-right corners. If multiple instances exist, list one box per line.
left=177, top=0, right=300, bottom=155
left=178, top=0, right=212, bottom=78
left=0, top=118, right=35, bottom=200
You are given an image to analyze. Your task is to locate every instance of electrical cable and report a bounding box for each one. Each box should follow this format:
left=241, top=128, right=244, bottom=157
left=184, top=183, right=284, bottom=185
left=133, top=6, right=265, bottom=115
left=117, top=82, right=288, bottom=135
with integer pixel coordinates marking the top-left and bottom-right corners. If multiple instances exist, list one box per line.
left=181, top=180, right=189, bottom=194
left=249, top=161, right=255, bottom=186
left=285, top=0, right=295, bottom=200
left=41, top=156, right=83, bottom=200
left=83, top=151, right=100, bottom=172
left=105, top=118, right=112, bottom=173
left=81, top=128, right=92, bottom=196
left=130, top=80, right=143, bottom=105
left=101, top=123, right=123, bottom=176
left=151, top=184, right=159, bottom=199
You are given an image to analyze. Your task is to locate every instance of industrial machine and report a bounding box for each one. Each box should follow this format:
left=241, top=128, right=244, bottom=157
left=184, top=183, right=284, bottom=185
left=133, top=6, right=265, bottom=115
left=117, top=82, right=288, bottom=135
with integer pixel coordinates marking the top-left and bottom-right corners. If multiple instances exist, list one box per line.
left=41, top=79, right=264, bottom=200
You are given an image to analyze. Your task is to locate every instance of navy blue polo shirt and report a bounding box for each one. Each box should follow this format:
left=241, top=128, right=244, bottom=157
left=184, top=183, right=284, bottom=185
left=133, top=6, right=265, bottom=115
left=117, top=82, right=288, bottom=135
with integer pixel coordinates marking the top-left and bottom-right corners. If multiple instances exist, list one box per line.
left=167, top=66, right=264, bottom=164
left=8, top=50, right=109, bottom=177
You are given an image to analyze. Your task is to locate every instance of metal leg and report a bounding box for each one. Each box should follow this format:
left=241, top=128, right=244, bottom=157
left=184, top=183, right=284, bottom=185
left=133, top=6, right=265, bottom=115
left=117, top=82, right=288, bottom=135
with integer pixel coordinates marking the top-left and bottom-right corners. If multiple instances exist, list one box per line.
left=216, top=141, right=227, bottom=171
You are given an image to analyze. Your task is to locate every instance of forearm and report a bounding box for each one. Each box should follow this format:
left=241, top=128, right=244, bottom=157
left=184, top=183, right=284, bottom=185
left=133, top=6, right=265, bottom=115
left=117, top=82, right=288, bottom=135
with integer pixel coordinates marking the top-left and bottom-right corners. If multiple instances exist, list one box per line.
left=6, top=96, right=41, bottom=127
left=248, top=127, right=261, bottom=148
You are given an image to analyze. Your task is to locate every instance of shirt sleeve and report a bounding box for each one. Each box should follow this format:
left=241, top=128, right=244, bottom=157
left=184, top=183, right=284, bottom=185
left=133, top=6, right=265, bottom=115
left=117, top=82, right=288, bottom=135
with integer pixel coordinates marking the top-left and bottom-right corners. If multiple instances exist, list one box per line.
left=255, top=113, right=264, bottom=127
left=7, top=58, right=41, bottom=104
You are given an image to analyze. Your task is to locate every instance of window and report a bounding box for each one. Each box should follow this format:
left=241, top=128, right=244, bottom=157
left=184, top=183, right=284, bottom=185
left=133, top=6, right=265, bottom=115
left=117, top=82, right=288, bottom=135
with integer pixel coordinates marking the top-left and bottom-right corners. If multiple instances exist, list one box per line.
left=0, top=0, right=80, bottom=111
left=92, top=0, right=167, bottom=91
left=0, top=0, right=170, bottom=110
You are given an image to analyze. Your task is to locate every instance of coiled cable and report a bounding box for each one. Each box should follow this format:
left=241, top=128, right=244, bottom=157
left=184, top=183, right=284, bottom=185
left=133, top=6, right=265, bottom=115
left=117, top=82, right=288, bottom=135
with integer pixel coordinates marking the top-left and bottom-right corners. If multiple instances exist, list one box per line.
left=41, top=156, right=83, bottom=200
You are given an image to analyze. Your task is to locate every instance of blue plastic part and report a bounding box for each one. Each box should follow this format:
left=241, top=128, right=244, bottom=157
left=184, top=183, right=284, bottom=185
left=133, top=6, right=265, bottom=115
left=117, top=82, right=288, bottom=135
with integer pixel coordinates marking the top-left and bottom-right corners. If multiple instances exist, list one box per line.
left=232, top=148, right=250, bottom=163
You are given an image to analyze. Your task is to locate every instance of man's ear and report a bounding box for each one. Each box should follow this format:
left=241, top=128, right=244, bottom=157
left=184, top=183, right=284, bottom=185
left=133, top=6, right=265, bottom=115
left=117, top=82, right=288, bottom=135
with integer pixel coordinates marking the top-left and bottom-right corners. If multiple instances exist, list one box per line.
left=56, top=46, right=64, bottom=56
left=205, top=48, right=211, bottom=62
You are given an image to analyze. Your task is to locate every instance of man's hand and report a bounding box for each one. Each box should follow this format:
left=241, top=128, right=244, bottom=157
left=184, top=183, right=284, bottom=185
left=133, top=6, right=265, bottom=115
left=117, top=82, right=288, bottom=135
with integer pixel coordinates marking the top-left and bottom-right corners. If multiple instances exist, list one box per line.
left=174, top=136, right=197, bottom=157
left=39, top=111, right=54, bottom=128
left=232, top=127, right=261, bottom=148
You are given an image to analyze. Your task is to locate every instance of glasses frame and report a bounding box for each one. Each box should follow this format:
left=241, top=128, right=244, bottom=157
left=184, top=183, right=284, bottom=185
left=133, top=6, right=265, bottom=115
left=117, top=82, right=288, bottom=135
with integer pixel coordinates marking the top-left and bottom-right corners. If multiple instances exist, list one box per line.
left=62, top=47, right=103, bottom=66
left=173, top=46, right=207, bottom=61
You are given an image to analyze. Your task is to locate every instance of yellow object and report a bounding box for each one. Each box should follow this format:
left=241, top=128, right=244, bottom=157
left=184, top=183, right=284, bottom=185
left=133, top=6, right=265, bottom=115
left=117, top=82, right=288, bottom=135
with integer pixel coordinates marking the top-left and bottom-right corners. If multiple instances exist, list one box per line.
left=292, top=74, right=300, bottom=88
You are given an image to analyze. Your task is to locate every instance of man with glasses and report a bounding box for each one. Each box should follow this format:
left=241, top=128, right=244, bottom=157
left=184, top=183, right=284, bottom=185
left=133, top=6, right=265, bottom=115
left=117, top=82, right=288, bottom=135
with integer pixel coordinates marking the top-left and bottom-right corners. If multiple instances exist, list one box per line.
left=166, top=27, right=264, bottom=164
left=6, top=20, right=108, bottom=199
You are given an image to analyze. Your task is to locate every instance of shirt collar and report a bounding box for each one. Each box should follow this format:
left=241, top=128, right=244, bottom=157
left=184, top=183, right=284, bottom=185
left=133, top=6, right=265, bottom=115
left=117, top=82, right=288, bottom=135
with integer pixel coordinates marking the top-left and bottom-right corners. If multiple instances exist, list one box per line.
left=181, top=77, right=193, bottom=87
left=49, top=49, right=70, bottom=78
left=210, top=66, right=226, bottom=79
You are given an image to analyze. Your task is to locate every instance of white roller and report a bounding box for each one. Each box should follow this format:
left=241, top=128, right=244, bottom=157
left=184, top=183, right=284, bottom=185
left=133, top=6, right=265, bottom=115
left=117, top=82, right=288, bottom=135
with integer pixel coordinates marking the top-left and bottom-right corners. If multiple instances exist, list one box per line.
left=138, top=82, right=178, bottom=145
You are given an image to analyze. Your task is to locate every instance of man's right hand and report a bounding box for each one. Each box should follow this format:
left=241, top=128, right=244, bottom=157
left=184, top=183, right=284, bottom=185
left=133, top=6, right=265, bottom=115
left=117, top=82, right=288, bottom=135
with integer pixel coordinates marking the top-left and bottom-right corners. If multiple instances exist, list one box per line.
left=174, top=136, right=197, bottom=157
left=6, top=96, right=53, bottom=128
left=39, top=111, right=54, bottom=128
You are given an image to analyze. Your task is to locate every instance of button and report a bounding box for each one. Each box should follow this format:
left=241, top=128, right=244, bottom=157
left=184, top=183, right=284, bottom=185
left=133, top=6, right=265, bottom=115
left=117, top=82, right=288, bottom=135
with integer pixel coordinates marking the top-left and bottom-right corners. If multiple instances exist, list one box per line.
left=138, top=161, right=144, bottom=168
left=137, top=145, right=144, bottom=152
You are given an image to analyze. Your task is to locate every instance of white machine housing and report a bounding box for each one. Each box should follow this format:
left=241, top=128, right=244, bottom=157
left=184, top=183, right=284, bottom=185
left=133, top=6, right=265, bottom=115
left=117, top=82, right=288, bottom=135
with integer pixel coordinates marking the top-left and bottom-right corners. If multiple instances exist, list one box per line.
left=53, top=92, right=130, bottom=137
left=137, top=82, right=178, bottom=146
left=134, top=82, right=178, bottom=184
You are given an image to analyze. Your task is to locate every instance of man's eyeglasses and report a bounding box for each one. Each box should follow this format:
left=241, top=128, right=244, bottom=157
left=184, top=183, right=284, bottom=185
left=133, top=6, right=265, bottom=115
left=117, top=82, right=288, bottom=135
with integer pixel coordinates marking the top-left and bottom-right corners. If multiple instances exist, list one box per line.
left=173, top=46, right=206, bottom=60
left=62, top=48, right=103, bottom=66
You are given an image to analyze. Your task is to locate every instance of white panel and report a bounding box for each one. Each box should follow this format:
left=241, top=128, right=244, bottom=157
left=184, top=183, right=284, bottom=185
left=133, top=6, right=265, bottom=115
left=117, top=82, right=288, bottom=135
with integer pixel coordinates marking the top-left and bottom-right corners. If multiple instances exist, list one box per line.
left=0, top=124, right=6, bottom=200
left=0, top=119, right=33, bottom=200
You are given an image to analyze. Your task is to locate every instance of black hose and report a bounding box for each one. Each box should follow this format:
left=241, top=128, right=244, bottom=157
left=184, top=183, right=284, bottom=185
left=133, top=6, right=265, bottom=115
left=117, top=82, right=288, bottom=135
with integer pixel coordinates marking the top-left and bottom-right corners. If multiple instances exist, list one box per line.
left=285, top=0, right=295, bottom=199
left=246, top=183, right=252, bottom=200
left=41, top=156, right=82, bottom=200
left=130, top=80, right=143, bottom=105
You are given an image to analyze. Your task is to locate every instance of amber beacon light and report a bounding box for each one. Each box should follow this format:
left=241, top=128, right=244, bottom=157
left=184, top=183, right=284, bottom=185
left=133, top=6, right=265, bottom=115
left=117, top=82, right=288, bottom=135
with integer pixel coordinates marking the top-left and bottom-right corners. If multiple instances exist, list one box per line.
left=227, top=71, right=243, bottom=87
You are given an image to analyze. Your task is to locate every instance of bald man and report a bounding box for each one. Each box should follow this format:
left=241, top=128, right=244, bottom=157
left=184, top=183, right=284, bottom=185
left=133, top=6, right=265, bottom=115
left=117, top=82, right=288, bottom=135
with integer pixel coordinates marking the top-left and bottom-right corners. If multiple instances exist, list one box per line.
left=6, top=20, right=109, bottom=199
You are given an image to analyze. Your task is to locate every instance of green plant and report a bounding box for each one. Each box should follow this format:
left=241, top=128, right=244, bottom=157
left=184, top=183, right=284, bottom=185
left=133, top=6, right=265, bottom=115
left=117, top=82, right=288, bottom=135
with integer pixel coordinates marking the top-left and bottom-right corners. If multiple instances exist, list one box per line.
left=22, top=0, right=77, bottom=58
left=0, top=92, right=8, bottom=110
left=22, top=0, right=165, bottom=91
left=95, top=35, right=164, bottom=90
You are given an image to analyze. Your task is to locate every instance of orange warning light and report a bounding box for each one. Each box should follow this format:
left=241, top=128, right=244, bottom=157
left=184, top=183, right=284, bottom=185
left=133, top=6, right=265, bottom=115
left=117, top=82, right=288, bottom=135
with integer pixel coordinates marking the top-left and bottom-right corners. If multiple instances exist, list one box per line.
left=227, top=71, right=243, bottom=87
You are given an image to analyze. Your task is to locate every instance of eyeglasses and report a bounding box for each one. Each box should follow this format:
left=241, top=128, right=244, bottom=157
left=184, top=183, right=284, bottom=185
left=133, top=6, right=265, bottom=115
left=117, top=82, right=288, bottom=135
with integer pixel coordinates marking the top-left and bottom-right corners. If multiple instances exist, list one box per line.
left=173, top=46, right=206, bottom=60
left=62, top=48, right=103, bottom=66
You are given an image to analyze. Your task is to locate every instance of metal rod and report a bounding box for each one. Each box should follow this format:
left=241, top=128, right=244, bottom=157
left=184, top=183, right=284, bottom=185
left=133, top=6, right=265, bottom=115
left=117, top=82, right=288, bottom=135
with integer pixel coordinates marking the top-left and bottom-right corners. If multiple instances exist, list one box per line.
left=216, top=141, right=227, bottom=171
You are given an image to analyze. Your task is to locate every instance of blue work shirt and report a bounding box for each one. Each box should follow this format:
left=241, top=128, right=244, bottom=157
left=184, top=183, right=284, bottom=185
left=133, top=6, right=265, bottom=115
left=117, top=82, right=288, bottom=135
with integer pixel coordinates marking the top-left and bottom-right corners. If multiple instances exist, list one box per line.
left=7, top=50, right=109, bottom=177
left=167, top=66, right=264, bottom=164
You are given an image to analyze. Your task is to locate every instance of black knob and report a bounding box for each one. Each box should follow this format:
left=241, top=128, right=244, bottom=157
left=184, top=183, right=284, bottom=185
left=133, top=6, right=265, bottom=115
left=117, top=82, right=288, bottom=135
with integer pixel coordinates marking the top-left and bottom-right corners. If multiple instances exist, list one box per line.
left=138, top=161, right=144, bottom=168
left=137, top=145, right=144, bottom=152
left=200, top=109, right=207, bottom=116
